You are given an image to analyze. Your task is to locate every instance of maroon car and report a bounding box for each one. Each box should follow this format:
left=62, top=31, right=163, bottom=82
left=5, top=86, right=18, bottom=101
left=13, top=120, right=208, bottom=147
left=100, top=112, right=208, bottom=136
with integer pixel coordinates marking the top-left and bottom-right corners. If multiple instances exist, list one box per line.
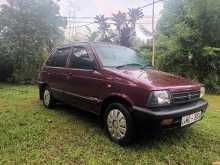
left=38, top=42, right=208, bottom=145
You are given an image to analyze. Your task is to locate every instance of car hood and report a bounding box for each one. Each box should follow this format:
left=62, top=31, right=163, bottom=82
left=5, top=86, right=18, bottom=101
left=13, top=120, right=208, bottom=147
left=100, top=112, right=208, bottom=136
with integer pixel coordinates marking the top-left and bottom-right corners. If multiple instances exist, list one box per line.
left=107, top=68, right=201, bottom=92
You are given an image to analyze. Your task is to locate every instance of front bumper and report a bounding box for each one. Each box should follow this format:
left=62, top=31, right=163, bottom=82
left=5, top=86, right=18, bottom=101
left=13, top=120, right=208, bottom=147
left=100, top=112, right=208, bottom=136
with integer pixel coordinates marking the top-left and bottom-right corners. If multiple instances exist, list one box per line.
left=132, top=99, right=208, bottom=129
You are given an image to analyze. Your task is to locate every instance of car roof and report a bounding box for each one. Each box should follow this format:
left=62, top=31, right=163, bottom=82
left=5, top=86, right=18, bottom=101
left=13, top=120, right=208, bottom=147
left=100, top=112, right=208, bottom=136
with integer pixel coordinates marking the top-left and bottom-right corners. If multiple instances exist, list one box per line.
left=57, top=42, right=119, bottom=49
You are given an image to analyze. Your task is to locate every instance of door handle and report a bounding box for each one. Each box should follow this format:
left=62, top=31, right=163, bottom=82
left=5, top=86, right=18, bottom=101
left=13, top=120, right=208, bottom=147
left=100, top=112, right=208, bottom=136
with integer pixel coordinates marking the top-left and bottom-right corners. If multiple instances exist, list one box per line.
left=66, top=75, right=71, bottom=79
left=65, top=73, right=72, bottom=79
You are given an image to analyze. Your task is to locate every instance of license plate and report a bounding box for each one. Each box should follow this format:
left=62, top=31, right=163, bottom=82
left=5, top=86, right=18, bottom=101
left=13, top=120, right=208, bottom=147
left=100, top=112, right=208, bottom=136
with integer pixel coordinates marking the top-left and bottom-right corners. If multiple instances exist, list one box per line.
left=181, top=111, right=202, bottom=127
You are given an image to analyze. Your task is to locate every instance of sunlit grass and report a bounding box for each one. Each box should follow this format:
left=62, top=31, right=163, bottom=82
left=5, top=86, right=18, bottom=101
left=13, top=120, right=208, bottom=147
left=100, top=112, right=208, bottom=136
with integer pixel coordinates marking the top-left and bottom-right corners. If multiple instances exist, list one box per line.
left=0, top=84, right=219, bottom=164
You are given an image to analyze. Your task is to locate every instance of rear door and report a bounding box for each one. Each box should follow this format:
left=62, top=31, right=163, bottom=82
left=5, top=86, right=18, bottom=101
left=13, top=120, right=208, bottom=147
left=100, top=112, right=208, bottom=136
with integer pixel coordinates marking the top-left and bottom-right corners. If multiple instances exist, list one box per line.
left=64, top=45, right=105, bottom=113
left=43, top=47, right=71, bottom=101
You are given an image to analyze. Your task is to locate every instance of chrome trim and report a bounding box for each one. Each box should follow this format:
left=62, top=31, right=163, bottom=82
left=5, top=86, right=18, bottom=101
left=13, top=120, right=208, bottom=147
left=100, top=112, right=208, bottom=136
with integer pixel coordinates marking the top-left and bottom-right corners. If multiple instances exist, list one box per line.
left=44, top=89, right=50, bottom=106
left=172, top=90, right=200, bottom=95
left=44, top=66, right=71, bottom=70
left=45, top=65, right=96, bottom=71
left=51, top=88, right=101, bottom=103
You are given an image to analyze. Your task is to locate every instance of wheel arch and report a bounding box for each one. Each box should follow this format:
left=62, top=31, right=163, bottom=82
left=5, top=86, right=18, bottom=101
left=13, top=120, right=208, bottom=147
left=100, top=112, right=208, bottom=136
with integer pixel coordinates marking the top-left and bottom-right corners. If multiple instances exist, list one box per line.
left=100, top=94, right=134, bottom=117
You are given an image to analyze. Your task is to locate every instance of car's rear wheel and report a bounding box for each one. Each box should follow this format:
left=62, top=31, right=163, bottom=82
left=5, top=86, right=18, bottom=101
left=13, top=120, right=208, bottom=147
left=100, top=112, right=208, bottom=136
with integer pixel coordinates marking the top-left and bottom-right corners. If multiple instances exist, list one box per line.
left=43, top=87, right=55, bottom=109
left=104, top=103, right=135, bottom=145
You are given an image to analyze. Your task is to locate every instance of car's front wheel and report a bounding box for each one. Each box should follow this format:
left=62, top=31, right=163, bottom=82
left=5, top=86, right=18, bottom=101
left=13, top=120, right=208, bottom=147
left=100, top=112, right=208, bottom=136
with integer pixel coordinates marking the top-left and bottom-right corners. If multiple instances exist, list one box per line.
left=43, top=87, right=55, bottom=109
left=104, top=103, right=135, bottom=145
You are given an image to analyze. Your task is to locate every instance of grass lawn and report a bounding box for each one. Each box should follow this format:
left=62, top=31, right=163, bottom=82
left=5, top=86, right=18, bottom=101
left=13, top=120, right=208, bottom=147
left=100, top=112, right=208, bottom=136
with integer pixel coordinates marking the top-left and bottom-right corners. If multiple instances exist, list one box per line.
left=0, top=84, right=219, bottom=165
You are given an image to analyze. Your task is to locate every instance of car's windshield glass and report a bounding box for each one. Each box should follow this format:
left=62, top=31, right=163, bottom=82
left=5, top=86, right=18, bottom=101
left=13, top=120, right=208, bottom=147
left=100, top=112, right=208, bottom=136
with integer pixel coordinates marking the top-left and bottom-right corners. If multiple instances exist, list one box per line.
left=94, top=45, right=148, bottom=68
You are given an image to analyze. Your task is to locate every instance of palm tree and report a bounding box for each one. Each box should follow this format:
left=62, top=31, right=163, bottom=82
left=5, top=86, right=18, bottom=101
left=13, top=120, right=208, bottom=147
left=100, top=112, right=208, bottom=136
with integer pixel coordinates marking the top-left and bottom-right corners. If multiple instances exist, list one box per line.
left=94, top=15, right=110, bottom=42
left=112, top=11, right=134, bottom=46
left=128, top=8, right=144, bottom=29
left=120, top=24, right=132, bottom=47
left=112, top=11, right=127, bottom=40
left=128, top=8, right=144, bottom=44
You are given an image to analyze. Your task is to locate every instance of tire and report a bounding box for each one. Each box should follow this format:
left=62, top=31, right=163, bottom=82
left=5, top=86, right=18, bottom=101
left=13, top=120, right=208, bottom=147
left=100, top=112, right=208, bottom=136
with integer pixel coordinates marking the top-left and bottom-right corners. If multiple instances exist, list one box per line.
left=39, top=87, right=44, bottom=100
left=104, top=103, right=135, bottom=145
left=43, top=87, right=55, bottom=109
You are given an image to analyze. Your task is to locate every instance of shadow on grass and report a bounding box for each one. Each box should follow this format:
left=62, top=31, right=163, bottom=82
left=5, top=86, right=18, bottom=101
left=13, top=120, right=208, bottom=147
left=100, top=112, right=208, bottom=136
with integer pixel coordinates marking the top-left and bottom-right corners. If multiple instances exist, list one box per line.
left=55, top=103, right=101, bottom=125
left=48, top=102, right=190, bottom=147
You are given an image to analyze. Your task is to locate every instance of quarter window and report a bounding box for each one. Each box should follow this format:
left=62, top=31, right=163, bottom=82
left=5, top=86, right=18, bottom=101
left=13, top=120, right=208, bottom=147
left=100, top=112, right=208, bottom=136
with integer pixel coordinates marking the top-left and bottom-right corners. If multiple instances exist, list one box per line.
left=46, top=48, right=70, bottom=67
left=46, top=54, right=55, bottom=66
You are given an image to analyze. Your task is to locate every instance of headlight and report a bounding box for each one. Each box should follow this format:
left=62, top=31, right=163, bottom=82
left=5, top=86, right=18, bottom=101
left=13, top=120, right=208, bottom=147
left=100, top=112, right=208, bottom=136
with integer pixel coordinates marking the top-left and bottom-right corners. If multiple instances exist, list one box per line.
left=200, top=87, right=205, bottom=98
left=148, top=90, right=171, bottom=107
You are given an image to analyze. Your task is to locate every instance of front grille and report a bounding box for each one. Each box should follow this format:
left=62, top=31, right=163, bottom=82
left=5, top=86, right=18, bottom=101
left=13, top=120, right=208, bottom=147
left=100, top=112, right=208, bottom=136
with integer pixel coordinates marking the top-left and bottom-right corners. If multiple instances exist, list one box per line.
left=171, top=90, right=200, bottom=104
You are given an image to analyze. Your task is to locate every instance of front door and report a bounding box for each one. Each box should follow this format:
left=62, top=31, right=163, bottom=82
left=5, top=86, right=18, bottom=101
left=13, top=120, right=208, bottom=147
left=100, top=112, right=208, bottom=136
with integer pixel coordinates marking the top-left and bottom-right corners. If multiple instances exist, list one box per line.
left=64, top=45, right=105, bottom=113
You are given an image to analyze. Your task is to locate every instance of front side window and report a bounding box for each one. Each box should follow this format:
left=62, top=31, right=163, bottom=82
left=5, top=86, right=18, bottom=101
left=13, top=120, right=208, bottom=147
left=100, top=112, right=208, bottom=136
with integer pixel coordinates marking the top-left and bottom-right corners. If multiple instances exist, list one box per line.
left=69, top=46, right=95, bottom=69
left=94, top=45, right=147, bottom=68
left=46, top=48, right=70, bottom=67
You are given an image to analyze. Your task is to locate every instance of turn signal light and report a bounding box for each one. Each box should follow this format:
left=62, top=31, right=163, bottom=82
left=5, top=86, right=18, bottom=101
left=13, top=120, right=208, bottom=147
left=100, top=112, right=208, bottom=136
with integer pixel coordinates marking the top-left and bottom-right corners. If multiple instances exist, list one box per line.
left=161, top=118, right=174, bottom=126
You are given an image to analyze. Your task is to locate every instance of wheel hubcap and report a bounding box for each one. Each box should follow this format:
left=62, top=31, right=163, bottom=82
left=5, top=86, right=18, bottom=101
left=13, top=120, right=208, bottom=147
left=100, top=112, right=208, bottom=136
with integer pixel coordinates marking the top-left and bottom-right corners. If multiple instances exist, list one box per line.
left=44, top=90, right=50, bottom=106
left=107, top=109, right=127, bottom=140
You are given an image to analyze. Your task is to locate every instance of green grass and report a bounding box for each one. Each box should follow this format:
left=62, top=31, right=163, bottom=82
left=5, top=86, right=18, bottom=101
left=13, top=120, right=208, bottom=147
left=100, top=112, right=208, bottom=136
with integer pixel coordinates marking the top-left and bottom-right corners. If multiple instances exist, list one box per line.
left=0, top=84, right=219, bottom=165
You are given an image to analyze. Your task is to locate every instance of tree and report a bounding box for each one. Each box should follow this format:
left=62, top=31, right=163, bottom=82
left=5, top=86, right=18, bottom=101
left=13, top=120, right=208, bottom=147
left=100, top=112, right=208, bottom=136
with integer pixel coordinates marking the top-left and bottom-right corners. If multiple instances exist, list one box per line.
left=156, top=0, right=220, bottom=91
left=0, top=0, right=66, bottom=83
left=128, top=8, right=144, bottom=40
left=112, top=11, right=127, bottom=44
left=119, top=24, right=132, bottom=47
left=111, top=8, right=144, bottom=47
left=94, top=15, right=112, bottom=42
left=84, top=26, right=98, bottom=42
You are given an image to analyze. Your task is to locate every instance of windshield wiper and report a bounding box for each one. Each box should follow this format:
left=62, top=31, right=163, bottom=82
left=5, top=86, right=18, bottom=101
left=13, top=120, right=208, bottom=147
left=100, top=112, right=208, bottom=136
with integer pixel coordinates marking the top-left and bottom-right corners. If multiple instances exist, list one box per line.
left=116, top=63, right=143, bottom=69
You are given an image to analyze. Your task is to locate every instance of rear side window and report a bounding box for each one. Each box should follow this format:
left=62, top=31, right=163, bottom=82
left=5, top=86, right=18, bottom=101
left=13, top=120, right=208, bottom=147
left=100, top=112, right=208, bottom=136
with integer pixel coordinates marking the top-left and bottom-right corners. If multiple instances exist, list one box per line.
left=46, top=48, right=71, bottom=67
left=69, top=46, right=95, bottom=69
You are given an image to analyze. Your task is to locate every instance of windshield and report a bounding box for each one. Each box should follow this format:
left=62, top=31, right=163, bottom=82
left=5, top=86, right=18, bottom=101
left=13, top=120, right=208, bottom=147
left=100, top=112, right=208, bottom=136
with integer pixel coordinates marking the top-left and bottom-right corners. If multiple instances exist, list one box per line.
left=94, top=45, right=147, bottom=68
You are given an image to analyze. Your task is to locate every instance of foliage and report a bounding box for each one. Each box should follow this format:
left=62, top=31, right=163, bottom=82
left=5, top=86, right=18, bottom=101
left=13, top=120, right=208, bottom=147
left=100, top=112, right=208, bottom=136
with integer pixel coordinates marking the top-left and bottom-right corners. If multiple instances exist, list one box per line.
left=84, top=26, right=99, bottom=42
left=156, top=0, right=220, bottom=92
left=128, top=8, right=144, bottom=28
left=0, top=0, right=66, bottom=83
left=95, top=8, right=144, bottom=47
left=128, top=8, right=144, bottom=45
left=94, top=15, right=114, bottom=42
left=0, top=41, right=14, bottom=81
left=138, top=45, right=152, bottom=62
left=114, top=8, right=144, bottom=47
left=112, top=11, right=127, bottom=44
